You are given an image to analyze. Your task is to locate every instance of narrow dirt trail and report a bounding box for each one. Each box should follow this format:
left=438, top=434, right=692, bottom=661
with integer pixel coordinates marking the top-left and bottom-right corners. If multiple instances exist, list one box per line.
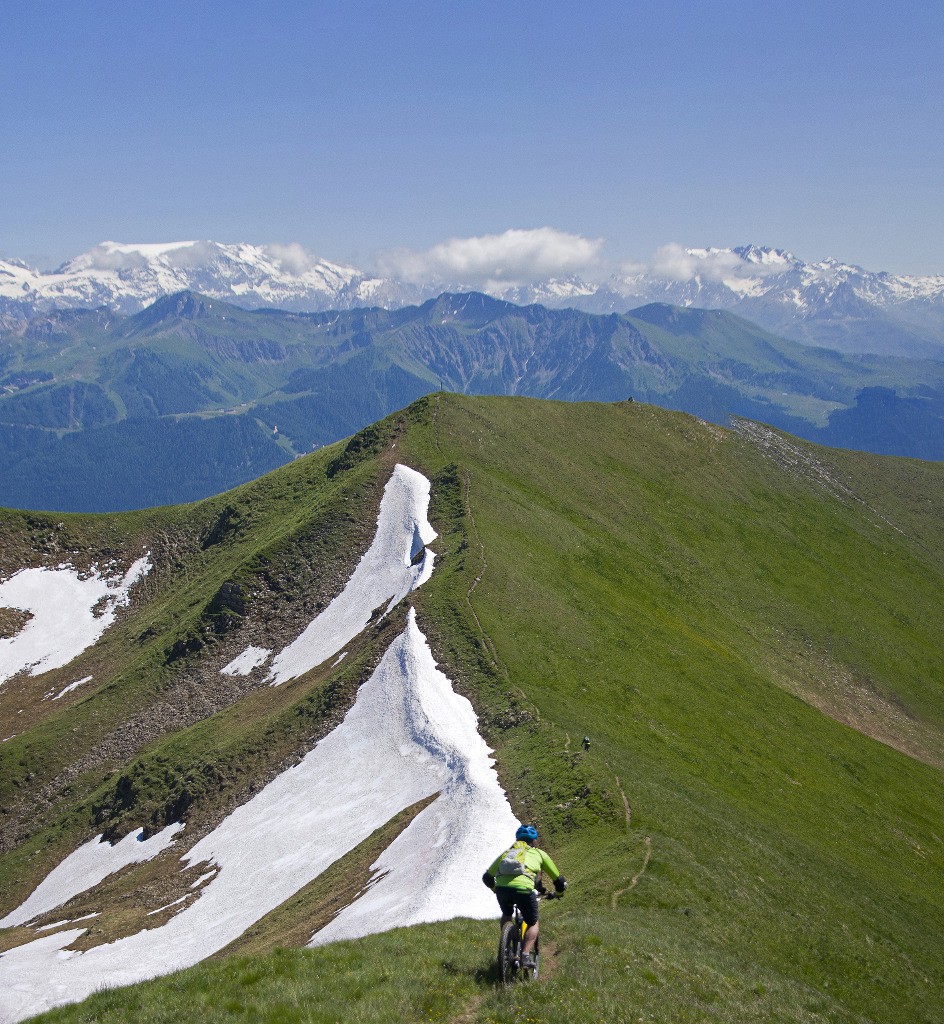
left=451, top=992, right=485, bottom=1024
left=611, top=836, right=652, bottom=909
left=615, top=775, right=632, bottom=826
left=461, top=468, right=511, bottom=684
left=429, top=394, right=508, bottom=686
left=448, top=938, right=561, bottom=1023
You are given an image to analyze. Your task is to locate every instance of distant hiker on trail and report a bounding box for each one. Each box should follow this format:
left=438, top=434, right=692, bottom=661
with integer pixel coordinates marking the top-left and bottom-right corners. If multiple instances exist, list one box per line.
left=581, top=736, right=591, bottom=752
left=483, top=824, right=567, bottom=970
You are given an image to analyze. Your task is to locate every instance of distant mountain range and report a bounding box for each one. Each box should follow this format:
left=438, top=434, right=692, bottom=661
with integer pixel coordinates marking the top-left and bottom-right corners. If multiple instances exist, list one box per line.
left=1, top=290, right=942, bottom=511
left=3, top=241, right=944, bottom=358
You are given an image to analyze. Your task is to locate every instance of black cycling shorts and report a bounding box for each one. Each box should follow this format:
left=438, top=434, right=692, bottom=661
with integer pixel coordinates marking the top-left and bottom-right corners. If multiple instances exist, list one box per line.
left=495, top=887, right=539, bottom=926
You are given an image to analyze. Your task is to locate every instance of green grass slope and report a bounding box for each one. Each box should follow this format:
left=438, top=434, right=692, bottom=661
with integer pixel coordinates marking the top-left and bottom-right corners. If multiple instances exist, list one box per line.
left=403, top=395, right=944, bottom=1023
left=4, top=395, right=943, bottom=1024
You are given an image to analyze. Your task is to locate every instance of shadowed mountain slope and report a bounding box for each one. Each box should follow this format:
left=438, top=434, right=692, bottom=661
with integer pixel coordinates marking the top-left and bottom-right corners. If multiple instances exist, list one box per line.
left=2, top=293, right=943, bottom=510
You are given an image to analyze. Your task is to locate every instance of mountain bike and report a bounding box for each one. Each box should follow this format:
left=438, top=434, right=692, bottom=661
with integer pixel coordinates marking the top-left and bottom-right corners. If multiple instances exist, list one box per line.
left=498, top=890, right=561, bottom=984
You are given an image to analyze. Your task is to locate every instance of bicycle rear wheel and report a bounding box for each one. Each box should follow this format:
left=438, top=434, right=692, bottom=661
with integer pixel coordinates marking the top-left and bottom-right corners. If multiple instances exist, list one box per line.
left=498, top=921, right=518, bottom=985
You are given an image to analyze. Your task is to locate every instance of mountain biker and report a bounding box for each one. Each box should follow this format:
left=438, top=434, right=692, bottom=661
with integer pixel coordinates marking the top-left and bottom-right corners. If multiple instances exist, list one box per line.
left=483, top=824, right=567, bottom=970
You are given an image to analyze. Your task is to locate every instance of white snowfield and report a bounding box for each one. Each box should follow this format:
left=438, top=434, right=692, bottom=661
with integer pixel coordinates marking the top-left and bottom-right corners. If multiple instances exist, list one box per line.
left=266, top=463, right=437, bottom=685
left=0, top=467, right=518, bottom=1023
left=0, top=556, right=151, bottom=687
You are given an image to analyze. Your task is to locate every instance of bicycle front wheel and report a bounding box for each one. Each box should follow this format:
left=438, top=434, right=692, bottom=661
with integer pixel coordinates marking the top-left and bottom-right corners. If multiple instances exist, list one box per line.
left=498, top=921, right=518, bottom=985
left=530, top=937, right=541, bottom=981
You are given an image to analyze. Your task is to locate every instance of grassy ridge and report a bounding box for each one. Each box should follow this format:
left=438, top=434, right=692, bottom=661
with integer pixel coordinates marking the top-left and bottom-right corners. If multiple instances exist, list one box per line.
left=402, top=395, right=944, bottom=1021
left=10, top=394, right=944, bottom=1023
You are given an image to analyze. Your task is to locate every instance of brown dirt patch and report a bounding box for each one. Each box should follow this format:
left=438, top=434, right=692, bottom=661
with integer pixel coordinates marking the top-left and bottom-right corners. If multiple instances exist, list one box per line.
left=772, top=652, right=944, bottom=769
left=213, top=792, right=439, bottom=957
left=451, top=992, right=486, bottom=1024
left=0, top=607, right=31, bottom=640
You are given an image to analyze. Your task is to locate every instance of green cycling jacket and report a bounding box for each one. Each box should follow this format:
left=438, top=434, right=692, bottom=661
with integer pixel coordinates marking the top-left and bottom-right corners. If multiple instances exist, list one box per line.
left=487, top=840, right=561, bottom=892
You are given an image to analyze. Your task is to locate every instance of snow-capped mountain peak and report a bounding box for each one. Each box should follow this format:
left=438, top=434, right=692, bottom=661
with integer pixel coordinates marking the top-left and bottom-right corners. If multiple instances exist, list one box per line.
left=2, top=239, right=944, bottom=356
left=732, top=244, right=796, bottom=267
left=1, top=240, right=375, bottom=315
left=58, top=240, right=203, bottom=273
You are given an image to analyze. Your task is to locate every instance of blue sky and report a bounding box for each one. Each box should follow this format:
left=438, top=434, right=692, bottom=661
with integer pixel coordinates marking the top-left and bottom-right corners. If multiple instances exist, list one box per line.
left=2, top=1, right=941, bottom=274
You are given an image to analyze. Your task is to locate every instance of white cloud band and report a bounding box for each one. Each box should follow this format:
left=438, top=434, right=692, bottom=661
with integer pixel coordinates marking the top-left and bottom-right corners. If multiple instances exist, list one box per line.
left=379, top=227, right=605, bottom=287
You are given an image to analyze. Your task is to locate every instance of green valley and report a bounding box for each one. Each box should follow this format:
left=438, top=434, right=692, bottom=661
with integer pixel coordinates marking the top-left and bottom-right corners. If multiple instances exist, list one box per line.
left=1, top=293, right=942, bottom=510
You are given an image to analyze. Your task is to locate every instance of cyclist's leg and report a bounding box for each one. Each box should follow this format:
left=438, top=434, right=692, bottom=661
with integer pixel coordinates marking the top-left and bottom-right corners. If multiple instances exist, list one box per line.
left=518, top=891, right=540, bottom=956
left=495, top=887, right=516, bottom=928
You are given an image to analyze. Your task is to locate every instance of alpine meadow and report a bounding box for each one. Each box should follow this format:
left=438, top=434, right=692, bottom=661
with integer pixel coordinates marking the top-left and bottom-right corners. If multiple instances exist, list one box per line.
left=0, top=394, right=941, bottom=1024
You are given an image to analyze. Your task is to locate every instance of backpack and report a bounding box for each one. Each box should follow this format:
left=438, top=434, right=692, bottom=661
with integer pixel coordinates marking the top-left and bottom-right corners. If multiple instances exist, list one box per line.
left=496, top=842, right=537, bottom=880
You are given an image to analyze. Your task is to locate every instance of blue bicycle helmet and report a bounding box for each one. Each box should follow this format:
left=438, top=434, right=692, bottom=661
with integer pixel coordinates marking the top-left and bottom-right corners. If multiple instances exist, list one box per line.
left=516, top=824, right=539, bottom=842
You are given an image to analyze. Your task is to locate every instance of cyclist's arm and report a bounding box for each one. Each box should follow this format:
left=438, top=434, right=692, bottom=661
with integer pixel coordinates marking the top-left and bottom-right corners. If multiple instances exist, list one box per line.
left=540, top=850, right=568, bottom=892
left=482, top=851, right=505, bottom=888
left=539, top=850, right=561, bottom=881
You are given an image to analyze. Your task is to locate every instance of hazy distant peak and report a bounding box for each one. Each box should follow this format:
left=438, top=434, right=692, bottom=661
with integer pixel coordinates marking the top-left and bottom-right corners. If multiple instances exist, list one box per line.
left=2, top=239, right=944, bottom=357
left=731, top=244, right=796, bottom=266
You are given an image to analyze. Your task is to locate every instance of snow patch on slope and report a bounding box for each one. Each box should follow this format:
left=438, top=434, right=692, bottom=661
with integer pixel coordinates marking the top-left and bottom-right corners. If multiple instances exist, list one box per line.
left=36, top=913, right=99, bottom=932
left=220, top=646, right=271, bottom=676
left=0, top=555, right=151, bottom=686
left=51, top=676, right=94, bottom=700
left=0, top=611, right=516, bottom=1023
left=310, top=610, right=518, bottom=944
left=267, top=464, right=436, bottom=684
left=0, top=825, right=183, bottom=928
